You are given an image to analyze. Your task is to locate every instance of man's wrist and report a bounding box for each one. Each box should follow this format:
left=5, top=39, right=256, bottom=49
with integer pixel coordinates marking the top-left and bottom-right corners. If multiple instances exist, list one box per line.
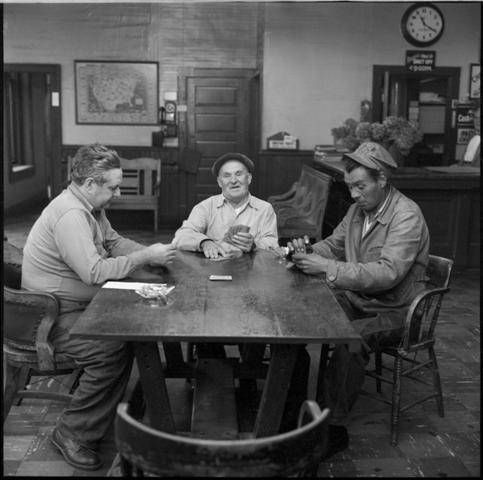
left=199, top=238, right=212, bottom=251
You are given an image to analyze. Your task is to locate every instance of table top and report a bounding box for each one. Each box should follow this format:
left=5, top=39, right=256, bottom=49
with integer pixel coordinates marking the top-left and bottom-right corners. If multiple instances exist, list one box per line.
left=70, top=250, right=361, bottom=347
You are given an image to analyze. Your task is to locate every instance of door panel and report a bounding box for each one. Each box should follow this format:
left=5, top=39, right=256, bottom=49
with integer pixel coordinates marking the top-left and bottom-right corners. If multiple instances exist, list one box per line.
left=4, top=64, right=61, bottom=212
left=185, top=71, right=256, bottom=206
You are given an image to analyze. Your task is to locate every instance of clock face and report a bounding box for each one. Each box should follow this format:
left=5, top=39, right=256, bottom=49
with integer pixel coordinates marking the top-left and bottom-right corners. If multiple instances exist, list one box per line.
left=165, top=101, right=176, bottom=113
left=402, top=3, right=444, bottom=47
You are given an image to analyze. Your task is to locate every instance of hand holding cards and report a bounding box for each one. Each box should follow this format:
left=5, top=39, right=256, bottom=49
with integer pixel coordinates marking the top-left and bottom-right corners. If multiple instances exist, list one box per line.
left=223, top=224, right=254, bottom=252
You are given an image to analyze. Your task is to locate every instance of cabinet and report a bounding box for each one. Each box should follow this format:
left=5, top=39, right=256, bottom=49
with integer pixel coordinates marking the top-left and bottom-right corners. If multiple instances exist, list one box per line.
left=372, top=66, right=460, bottom=166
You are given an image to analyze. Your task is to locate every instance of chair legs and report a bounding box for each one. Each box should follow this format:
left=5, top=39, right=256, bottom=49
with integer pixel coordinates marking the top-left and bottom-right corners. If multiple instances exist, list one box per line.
left=428, top=346, right=445, bottom=417
left=390, top=356, right=402, bottom=446
left=316, top=344, right=330, bottom=408
left=14, top=367, right=33, bottom=406
left=4, top=363, right=30, bottom=423
left=375, top=350, right=382, bottom=393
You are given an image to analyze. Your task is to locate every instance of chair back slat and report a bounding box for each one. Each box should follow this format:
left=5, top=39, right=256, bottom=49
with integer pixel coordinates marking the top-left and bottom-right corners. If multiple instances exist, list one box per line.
left=426, top=254, right=453, bottom=289
left=271, top=165, right=332, bottom=241
left=115, top=401, right=330, bottom=477
left=404, top=254, right=453, bottom=350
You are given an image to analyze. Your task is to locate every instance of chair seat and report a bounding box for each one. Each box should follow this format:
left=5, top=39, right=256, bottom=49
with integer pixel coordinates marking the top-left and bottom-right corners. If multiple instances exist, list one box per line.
left=4, top=343, right=76, bottom=371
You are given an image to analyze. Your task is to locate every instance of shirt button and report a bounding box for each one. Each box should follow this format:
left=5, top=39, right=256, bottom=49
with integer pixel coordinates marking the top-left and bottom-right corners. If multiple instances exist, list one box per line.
left=328, top=274, right=335, bottom=281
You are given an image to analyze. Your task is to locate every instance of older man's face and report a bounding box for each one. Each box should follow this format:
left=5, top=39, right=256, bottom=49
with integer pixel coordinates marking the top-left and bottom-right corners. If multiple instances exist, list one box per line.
left=344, top=166, right=386, bottom=213
left=88, top=168, right=123, bottom=209
left=217, top=160, right=252, bottom=203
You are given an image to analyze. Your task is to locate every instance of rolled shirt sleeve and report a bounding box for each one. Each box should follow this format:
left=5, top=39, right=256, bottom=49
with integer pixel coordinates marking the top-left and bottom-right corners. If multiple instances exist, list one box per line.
left=172, top=202, right=212, bottom=251
left=54, top=210, right=136, bottom=286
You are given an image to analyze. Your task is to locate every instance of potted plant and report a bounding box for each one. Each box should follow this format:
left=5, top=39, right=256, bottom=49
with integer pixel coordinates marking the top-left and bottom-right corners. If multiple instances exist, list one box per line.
left=355, top=117, right=423, bottom=166
left=331, top=118, right=360, bottom=152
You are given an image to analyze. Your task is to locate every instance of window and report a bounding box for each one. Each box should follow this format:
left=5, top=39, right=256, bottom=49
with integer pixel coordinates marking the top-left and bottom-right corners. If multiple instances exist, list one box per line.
left=4, top=71, right=36, bottom=181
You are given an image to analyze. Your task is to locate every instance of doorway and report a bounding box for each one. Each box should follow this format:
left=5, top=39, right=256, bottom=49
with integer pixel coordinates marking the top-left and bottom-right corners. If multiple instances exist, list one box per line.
left=372, top=66, right=460, bottom=166
left=3, top=64, right=62, bottom=213
left=178, top=68, right=260, bottom=211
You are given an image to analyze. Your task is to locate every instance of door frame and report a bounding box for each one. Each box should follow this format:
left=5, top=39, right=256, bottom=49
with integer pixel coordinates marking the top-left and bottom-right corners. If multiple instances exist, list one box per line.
left=372, top=65, right=460, bottom=165
left=4, top=63, right=62, bottom=199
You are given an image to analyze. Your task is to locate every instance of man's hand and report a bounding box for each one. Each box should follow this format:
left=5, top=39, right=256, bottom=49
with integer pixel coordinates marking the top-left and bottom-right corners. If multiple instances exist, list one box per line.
left=292, top=252, right=328, bottom=275
left=201, top=240, right=229, bottom=259
left=146, top=243, right=177, bottom=266
left=229, top=232, right=254, bottom=252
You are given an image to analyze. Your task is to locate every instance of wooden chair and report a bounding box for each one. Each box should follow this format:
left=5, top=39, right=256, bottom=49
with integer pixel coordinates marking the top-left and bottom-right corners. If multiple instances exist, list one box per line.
left=362, top=254, right=454, bottom=445
left=3, top=241, right=81, bottom=424
left=267, top=165, right=332, bottom=241
left=115, top=400, right=330, bottom=477
left=67, top=156, right=161, bottom=232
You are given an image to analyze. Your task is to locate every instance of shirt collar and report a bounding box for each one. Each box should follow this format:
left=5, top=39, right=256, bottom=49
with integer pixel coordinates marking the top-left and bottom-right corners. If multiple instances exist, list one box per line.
left=216, top=193, right=257, bottom=210
left=68, top=182, right=96, bottom=213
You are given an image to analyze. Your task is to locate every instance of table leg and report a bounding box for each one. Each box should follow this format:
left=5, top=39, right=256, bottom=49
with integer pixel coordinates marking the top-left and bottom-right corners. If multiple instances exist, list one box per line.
left=316, top=343, right=331, bottom=408
left=253, top=343, right=298, bottom=438
left=132, top=341, right=176, bottom=433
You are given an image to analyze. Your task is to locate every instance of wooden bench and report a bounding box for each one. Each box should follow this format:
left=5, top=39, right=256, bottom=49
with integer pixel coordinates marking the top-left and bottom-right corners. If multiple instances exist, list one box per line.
left=191, top=358, right=239, bottom=440
left=267, top=164, right=332, bottom=241
left=67, top=156, right=161, bottom=232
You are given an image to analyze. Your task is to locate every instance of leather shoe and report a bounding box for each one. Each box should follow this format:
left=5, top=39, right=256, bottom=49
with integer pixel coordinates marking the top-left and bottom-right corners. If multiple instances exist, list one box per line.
left=51, top=427, right=103, bottom=471
left=324, top=424, right=349, bottom=459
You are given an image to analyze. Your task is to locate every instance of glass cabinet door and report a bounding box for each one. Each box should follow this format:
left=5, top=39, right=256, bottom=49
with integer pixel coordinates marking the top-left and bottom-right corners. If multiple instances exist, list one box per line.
left=372, top=66, right=460, bottom=166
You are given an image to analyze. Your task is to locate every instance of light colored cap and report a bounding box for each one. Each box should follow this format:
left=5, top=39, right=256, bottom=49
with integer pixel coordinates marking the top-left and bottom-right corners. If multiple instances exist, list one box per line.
left=343, top=142, right=398, bottom=171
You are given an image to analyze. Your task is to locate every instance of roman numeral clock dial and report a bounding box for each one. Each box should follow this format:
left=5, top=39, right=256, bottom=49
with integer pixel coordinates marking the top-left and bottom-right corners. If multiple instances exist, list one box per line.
left=401, top=3, right=445, bottom=47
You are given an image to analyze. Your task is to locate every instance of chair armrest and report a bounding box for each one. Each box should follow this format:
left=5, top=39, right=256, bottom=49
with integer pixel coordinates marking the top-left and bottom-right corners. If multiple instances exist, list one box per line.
left=4, top=287, right=60, bottom=371
left=267, top=182, right=298, bottom=204
left=401, top=286, right=449, bottom=351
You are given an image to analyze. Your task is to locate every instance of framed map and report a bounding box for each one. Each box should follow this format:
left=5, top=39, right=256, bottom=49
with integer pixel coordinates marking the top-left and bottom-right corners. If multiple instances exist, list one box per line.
left=75, top=61, right=159, bottom=125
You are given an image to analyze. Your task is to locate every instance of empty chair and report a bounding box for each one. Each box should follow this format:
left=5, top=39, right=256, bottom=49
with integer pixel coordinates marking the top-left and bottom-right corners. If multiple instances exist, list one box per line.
left=267, top=165, right=332, bottom=241
left=115, top=400, right=330, bottom=477
left=3, top=240, right=81, bottom=423
left=362, top=254, right=454, bottom=445
left=67, top=155, right=161, bottom=232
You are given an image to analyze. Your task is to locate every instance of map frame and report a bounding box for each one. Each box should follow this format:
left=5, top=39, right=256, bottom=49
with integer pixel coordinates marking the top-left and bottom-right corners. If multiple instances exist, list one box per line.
left=75, top=60, right=159, bottom=125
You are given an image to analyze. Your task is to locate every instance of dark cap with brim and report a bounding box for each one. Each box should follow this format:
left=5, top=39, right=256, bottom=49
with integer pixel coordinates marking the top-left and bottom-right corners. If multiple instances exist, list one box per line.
left=343, top=142, right=398, bottom=171
left=211, top=152, right=254, bottom=176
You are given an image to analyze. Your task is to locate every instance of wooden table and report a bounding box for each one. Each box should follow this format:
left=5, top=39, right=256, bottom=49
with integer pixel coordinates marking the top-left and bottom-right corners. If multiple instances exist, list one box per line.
left=70, top=250, right=361, bottom=437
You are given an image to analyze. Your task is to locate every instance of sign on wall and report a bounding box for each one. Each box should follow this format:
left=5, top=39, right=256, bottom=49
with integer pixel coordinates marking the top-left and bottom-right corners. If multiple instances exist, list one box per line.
left=405, top=50, right=436, bottom=72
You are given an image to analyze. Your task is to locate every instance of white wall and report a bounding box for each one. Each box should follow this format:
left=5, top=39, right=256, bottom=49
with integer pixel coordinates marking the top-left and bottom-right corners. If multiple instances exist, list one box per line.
left=3, top=2, right=259, bottom=147
left=3, top=1, right=481, bottom=151
left=263, top=2, right=481, bottom=148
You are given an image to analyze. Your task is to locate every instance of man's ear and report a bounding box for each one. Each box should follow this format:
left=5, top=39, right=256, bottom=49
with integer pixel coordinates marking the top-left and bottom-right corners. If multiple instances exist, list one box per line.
left=377, top=171, right=388, bottom=189
left=83, top=177, right=96, bottom=191
left=216, top=176, right=223, bottom=189
left=247, top=173, right=252, bottom=185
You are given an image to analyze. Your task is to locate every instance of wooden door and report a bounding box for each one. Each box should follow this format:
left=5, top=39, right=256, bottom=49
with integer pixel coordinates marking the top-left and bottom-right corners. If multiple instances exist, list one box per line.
left=3, top=64, right=62, bottom=213
left=372, top=66, right=460, bottom=165
left=179, top=68, right=259, bottom=209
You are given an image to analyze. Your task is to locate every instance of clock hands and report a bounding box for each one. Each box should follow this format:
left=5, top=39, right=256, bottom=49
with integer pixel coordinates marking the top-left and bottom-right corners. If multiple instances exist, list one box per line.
left=418, top=13, right=437, bottom=34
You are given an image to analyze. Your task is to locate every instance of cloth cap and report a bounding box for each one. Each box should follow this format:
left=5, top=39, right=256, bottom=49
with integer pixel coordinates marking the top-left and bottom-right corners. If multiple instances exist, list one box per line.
left=343, top=142, right=398, bottom=172
left=212, top=152, right=254, bottom=176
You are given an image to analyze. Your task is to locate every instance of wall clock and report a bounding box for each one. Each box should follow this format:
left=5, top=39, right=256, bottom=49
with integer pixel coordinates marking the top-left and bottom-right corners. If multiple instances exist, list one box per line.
left=401, top=3, right=445, bottom=47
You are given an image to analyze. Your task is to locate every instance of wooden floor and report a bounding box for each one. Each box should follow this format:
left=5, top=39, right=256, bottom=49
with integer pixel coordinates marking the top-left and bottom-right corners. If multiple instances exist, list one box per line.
left=3, top=210, right=480, bottom=477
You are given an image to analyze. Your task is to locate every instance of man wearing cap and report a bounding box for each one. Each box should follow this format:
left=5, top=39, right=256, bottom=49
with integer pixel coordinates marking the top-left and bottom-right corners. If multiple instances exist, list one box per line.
left=291, top=141, right=430, bottom=456
left=172, top=152, right=278, bottom=258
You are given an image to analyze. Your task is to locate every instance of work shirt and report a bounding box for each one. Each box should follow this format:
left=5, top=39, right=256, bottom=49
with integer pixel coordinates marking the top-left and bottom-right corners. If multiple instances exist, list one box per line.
left=312, top=186, right=430, bottom=314
left=22, top=183, right=145, bottom=303
left=172, top=193, right=279, bottom=251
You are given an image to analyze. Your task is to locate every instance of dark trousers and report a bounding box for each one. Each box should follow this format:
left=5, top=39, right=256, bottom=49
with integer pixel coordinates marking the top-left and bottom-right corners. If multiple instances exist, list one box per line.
left=324, top=291, right=405, bottom=425
left=50, top=303, right=134, bottom=448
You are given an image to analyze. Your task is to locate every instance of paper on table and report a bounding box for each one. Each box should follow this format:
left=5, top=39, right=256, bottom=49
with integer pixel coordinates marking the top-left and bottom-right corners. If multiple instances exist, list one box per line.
left=102, top=281, right=168, bottom=290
